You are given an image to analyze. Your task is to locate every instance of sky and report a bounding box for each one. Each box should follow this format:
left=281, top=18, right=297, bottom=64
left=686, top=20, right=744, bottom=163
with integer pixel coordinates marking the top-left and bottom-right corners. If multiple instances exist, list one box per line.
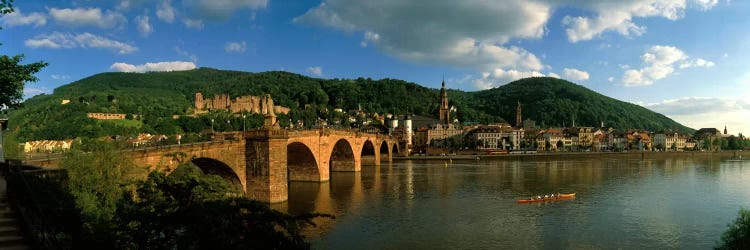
left=2, top=0, right=749, bottom=135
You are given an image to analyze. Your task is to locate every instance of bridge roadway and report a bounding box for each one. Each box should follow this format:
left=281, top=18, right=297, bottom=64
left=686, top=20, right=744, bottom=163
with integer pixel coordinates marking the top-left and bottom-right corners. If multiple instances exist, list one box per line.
left=24, top=128, right=400, bottom=203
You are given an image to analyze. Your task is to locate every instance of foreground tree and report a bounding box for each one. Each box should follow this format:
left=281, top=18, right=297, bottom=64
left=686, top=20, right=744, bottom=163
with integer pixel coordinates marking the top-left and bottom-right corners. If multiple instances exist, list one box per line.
left=1, top=1, right=48, bottom=109
left=52, top=140, right=330, bottom=248
left=717, top=208, right=750, bottom=250
left=59, top=139, right=136, bottom=245
left=115, top=163, right=330, bottom=249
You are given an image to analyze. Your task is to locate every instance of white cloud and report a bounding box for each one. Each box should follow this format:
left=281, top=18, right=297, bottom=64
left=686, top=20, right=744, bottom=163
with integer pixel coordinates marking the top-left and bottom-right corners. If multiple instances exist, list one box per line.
left=225, top=41, right=247, bottom=53
left=448, top=74, right=473, bottom=85
left=135, top=15, right=153, bottom=37
left=156, top=0, right=176, bottom=23
left=51, top=74, right=71, bottom=80
left=118, top=0, right=134, bottom=10
left=174, top=46, right=198, bottom=62
left=49, top=8, right=126, bottom=29
left=563, top=68, right=590, bottom=81
left=117, top=0, right=150, bottom=10
left=183, top=18, right=204, bottom=29
left=360, top=31, right=380, bottom=47
left=1, top=8, right=46, bottom=27
left=183, top=0, right=268, bottom=20
left=608, top=76, right=614, bottom=82
left=110, top=61, right=197, bottom=73
left=306, top=66, right=323, bottom=76
left=679, top=58, right=715, bottom=68
left=622, top=45, right=712, bottom=87
left=473, top=68, right=550, bottom=89
left=23, top=87, right=49, bottom=97
left=295, top=1, right=549, bottom=74
left=643, top=97, right=750, bottom=134
left=24, top=32, right=137, bottom=54
left=694, top=0, right=719, bottom=10
left=560, top=0, right=717, bottom=42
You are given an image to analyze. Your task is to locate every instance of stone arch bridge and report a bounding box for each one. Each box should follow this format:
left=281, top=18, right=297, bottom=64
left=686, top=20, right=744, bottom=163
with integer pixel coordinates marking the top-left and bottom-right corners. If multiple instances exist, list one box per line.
left=130, top=129, right=399, bottom=203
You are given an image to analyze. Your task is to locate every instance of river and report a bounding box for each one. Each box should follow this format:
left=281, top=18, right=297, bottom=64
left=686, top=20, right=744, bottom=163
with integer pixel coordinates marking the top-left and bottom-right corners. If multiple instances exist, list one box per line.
left=278, top=153, right=750, bottom=249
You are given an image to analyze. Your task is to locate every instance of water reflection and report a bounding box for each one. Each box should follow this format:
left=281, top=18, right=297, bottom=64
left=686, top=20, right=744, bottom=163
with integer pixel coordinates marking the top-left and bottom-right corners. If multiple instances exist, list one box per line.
left=282, top=153, right=750, bottom=249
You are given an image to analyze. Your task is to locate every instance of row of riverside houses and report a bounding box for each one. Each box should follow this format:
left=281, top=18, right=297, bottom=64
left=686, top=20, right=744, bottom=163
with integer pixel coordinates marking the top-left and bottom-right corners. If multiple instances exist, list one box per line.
left=22, top=133, right=172, bottom=154
left=376, top=80, right=742, bottom=155
left=23, top=139, right=75, bottom=153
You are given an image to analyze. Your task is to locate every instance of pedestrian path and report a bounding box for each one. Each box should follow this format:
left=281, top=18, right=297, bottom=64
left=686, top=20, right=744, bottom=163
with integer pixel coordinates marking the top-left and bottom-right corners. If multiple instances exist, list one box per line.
left=0, top=177, right=32, bottom=250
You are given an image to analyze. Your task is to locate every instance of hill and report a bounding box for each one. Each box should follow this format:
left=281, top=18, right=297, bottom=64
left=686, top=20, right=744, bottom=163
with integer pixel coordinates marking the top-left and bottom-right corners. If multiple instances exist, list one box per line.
left=472, top=77, right=693, bottom=132
left=6, top=68, right=692, bottom=141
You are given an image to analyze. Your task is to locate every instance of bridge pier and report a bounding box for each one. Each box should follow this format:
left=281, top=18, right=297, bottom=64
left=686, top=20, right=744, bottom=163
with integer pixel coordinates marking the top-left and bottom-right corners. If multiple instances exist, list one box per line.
left=245, top=129, right=289, bottom=203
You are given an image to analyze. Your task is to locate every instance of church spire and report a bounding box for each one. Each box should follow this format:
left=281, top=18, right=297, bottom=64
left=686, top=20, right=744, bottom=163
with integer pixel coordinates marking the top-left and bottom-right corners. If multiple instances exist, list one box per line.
left=439, top=79, right=450, bottom=124
left=515, top=100, right=522, bottom=128
left=724, top=125, right=727, bottom=135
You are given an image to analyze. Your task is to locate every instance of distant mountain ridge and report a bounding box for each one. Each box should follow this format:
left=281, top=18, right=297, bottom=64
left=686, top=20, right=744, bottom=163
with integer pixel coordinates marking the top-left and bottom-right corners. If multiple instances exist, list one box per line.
left=8, top=68, right=692, bottom=141
left=470, top=77, right=693, bottom=133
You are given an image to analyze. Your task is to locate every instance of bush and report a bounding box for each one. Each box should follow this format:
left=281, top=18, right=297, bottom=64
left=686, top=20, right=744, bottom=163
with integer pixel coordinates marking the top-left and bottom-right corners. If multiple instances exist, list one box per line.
left=717, top=208, right=750, bottom=250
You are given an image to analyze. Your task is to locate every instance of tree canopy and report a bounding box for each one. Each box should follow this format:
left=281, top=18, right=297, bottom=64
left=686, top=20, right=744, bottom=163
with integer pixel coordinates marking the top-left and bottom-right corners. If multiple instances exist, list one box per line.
left=717, top=208, right=750, bottom=250
left=0, top=1, right=48, bottom=109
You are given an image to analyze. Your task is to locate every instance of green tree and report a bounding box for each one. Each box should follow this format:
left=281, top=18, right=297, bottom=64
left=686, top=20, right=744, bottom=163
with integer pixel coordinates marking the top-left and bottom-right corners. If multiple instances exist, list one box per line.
left=2, top=130, right=22, bottom=159
left=717, top=208, right=750, bottom=250
left=114, top=163, right=327, bottom=249
left=713, top=138, right=722, bottom=149
left=1, top=1, right=48, bottom=108
left=728, top=136, right=739, bottom=150
left=60, top=139, right=135, bottom=230
left=556, top=140, right=563, bottom=151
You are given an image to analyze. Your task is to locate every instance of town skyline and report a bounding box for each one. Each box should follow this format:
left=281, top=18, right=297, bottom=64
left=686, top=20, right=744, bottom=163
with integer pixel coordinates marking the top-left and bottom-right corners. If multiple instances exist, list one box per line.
left=3, top=0, right=749, bottom=134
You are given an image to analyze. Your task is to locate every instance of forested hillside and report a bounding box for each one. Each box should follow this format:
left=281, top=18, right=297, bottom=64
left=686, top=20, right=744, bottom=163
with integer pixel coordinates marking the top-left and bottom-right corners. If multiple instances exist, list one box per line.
left=474, top=77, right=693, bottom=132
left=7, top=68, right=692, bottom=141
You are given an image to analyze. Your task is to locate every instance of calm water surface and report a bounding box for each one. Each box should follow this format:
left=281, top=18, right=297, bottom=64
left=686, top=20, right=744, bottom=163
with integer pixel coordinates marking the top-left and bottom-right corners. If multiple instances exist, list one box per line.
left=278, top=155, right=750, bottom=249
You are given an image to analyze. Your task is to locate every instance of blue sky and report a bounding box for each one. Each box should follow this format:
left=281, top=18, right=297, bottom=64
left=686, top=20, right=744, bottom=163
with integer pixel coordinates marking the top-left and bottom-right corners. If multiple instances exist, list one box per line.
left=2, top=0, right=749, bottom=134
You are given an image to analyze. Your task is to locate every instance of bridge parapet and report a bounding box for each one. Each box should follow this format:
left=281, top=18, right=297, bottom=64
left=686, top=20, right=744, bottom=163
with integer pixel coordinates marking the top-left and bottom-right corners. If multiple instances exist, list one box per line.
left=287, top=130, right=320, bottom=138
left=212, top=132, right=244, bottom=141
left=245, top=129, right=289, bottom=139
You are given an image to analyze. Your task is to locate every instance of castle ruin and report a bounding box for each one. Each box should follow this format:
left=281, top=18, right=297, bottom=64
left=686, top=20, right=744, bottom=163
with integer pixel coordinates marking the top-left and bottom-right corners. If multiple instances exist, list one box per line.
left=194, top=92, right=291, bottom=115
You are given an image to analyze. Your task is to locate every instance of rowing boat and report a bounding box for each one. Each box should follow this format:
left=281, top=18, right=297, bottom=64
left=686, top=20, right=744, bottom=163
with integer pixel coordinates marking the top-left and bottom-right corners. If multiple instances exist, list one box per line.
left=516, top=193, right=576, bottom=203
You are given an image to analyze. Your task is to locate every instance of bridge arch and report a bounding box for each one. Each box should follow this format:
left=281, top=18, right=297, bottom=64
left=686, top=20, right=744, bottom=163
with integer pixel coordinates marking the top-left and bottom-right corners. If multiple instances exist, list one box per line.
left=190, top=157, right=244, bottom=192
left=287, top=142, right=320, bottom=182
left=330, top=139, right=356, bottom=172
left=361, top=140, right=377, bottom=165
left=379, top=140, right=391, bottom=162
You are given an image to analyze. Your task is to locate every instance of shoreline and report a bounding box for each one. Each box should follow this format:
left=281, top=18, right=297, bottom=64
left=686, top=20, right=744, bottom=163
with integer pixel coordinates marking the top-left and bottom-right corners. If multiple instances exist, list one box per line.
left=393, top=150, right=748, bottom=161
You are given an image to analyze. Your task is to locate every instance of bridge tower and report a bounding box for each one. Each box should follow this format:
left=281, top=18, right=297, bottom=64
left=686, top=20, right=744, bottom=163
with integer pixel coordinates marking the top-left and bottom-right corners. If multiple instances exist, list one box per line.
left=245, top=129, right=289, bottom=203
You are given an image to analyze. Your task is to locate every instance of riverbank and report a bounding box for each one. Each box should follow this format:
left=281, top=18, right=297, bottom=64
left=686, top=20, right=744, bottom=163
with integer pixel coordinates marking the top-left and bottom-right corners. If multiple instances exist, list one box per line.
left=394, top=150, right=748, bottom=161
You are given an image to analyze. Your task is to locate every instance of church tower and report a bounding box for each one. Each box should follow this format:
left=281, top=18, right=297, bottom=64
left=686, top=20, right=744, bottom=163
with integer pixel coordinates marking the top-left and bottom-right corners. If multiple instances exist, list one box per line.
left=404, top=112, right=413, bottom=151
left=439, top=80, right=450, bottom=124
left=724, top=125, right=728, bottom=135
left=515, top=101, right=522, bottom=128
